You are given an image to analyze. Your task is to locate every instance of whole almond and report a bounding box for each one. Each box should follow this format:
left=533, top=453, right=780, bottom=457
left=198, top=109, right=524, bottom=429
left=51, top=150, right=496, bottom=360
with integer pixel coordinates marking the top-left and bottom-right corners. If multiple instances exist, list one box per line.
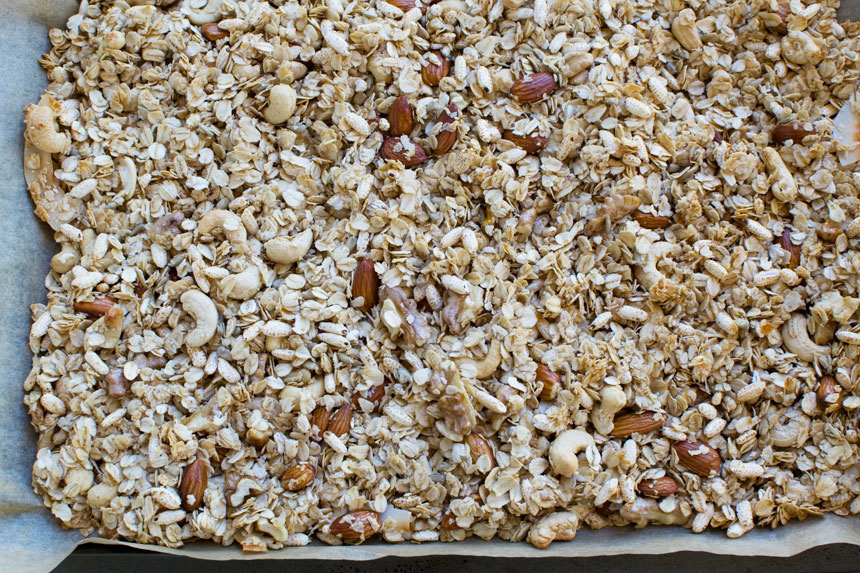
left=673, top=441, right=722, bottom=476
left=434, top=104, right=458, bottom=154
left=633, top=211, right=673, bottom=229
left=282, top=462, right=316, bottom=491
left=328, top=403, right=353, bottom=437
left=637, top=476, right=679, bottom=498
left=386, top=0, right=425, bottom=13
left=816, top=374, right=842, bottom=412
left=352, top=258, right=380, bottom=312
left=772, top=3, right=789, bottom=35
left=379, top=137, right=428, bottom=166
left=330, top=510, right=382, bottom=541
left=201, top=23, right=228, bottom=41
left=771, top=123, right=816, bottom=145
left=74, top=296, right=116, bottom=317
left=510, top=72, right=556, bottom=103
left=465, top=432, right=495, bottom=471
left=388, top=96, right=414, bottom=137
left=609, top=412, right=665, bottom=437
left=351, top=379, right=389, bottom=411
left=310, top=405, right=330, bottom=439
left=777, top=228, right=801, bottom=268
left=502, top=130, right=548, bottom=153
left=179, top=459, right=207, bottom=511
left=536, top=364, right=561, bottom=401
left=421, top=51, right=450, bottom=86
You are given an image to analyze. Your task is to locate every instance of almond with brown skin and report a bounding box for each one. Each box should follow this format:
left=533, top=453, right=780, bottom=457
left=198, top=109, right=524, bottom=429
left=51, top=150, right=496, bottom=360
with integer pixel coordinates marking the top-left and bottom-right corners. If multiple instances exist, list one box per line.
left=771, top=123, right=816, bottom=145
left=536, top=364, right=561, bottom=401
left=179, top=459, right=208, bottom=511
left=388, top=96, right=414, bottom=137
left=330, top=510, right=382, bottom=541
left=637, top=476, right=679, bottom=498
left=421, top=51, right=449, bottom=86
left=772, top=3, right=789, bottom=35
left=777, top=228, right=801, bottom=268
left=351, top=379, right=389, bottom=411
left=816, top=374, right=842, bottom=412
left=434, top=104, right=459, bottom=155
left=282, top=462, right=316, bottom=491
left=633, top=211, right=673, bottom=229
left=352, top=258, right=380, bottom=312
left=379, top=137, right=428, bottom=166
left=74, top=296, right=116, bottom=317
left=609, top=412, right=665, bottom=437
left=673, top=441, right=722, bottom=476
left=201, top=22, right=228, bottom=41
left=310, top=405, right=330, bottom=439
left=328, top=403, right=353, bottom=437
left=510, top=72, right=556, bottom=103
left=386, top=0, right=426, bottom=13
left=465, top=432, right=495, bottom=470
left=502, top=130, right=548, bottom=153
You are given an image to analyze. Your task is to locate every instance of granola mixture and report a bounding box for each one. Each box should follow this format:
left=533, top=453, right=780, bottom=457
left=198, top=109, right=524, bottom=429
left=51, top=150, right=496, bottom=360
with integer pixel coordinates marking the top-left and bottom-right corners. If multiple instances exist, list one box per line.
left=21, top=0, right=860, bottom=550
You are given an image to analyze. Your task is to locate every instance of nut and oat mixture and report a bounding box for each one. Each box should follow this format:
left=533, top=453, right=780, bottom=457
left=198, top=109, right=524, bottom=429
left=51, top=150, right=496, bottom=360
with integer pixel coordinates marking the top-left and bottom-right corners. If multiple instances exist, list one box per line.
left=21, top=0, right=860, bottom=551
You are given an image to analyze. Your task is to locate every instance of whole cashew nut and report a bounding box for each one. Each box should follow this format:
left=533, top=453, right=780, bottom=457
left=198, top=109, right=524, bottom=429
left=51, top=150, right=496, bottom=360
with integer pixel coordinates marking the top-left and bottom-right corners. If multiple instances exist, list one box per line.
left=51, top=243, right=80, bottom=274
left=591, top=385, right=627, bottom=435
left=527, top=512, right=580, bottom=549
left=264, top=229, right=313, bottom=264
left=619, top=497, right=687, bottom=527
left=263, top=85, right=297, bottom=125
left=24, top=101, right=70, bottom=154
left=549, top=429, right=595, bottom=477
left=221, top=265, right=262, bottom=300
left=197, top=209, right=247, bottom=252
left=782, top=313, right=829, bottom=362
left=181, top=289, right=219, bottom=347
left=456, top=339, right=501, bottom=380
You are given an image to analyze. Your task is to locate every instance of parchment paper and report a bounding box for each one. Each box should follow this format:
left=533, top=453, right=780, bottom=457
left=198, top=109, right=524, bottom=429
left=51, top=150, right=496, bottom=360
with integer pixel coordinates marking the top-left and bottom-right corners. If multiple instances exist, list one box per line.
left=3, top=1, right=860, bottom=572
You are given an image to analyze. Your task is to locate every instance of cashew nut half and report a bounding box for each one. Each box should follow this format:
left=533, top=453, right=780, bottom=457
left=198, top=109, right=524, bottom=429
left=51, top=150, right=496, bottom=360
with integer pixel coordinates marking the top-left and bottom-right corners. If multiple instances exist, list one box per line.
left=101, top=306, right=124, bottom=349
left=24, top=100, right=70, bottom=154
left=591, top=385, right=627, bottom=435
left=265, top=229, right=313, bottom=264
left=180, top=0, right=222, bottom=24
left=549, top=429, right=595, bottom=477
left=181, top=290, right=218, bottom=347
left=197, top=209, right=247, bottom=252
left=456, top=339, right=502, bottom=380
left=619, top=497, right=687, bottom=527
left=263, top=85, right=297, bottom=125
left=782, top=313, right=830, bottom=362
left=527, top=512, right=580, bottom=549
left=761, top=147, right=797, bottom=202
left=221, top=265, right=262, bottom=300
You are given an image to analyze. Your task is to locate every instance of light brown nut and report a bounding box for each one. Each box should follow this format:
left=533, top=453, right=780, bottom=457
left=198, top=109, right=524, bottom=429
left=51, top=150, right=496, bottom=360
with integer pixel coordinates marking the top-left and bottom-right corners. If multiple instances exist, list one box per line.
left=434, top=104, right=459, bottom=155
left=327, top=403, right=353, bottom=437
left=74, top=296, right=116, bottom=317
left=179, top=459, right=207, bottom=511
left=502, top=130, right=548, bottom=153
left=771, top=123, right=816, bottom=145
left=609, top=412, right=664, bottom=437
left=510, top=72, right=556, bottom=103
left=465, top=432, right=496, bottom=471
left=282, top=462, right=316, bottom=491
left=637, top=477, right=679, bottom=498
left=673, top=441, right=722, bottom=476
left=106, top=367, right=130, bottom=398
left=778, top=228, right=801, bottom=268
left=440, top=509, right=461, bottom=530
left=352, top=258, right=380, bottom=312
left=388, top=96, right=414, bottom=137
left=769, top=3, right=789, bottom=35
left=310, top=405, right=330, bottom=438
left=421, top=51, right=449, bottom=86
left=201, top=22, right=228, bottom=41
left=386, top=0, right=425, bottom=13
left=330, top=510, right=382, bottom=541
left=379, top=137, right=428, bottom=166
left=536, top=364, right=561, bottom=401
left=633, top=211, right=673, bottom=229
left=816, top=375, right=842, bottom=412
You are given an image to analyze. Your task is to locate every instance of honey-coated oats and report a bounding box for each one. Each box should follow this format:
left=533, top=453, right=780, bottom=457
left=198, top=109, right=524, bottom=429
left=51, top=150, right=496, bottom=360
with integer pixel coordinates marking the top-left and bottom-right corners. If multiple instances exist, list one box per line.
left=20, top=0, right=860, bottom=551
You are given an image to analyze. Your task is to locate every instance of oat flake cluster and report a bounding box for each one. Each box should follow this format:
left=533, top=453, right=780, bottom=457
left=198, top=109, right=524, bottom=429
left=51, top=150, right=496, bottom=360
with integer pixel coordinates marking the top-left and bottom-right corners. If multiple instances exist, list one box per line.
left=21, top=0, right=860, bottom=551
